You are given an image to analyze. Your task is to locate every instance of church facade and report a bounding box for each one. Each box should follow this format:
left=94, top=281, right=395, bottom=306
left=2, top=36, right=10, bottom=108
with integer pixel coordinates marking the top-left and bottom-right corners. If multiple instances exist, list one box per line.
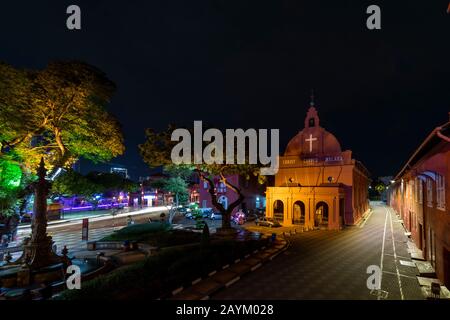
left=265, top=103, right=370, bottom=230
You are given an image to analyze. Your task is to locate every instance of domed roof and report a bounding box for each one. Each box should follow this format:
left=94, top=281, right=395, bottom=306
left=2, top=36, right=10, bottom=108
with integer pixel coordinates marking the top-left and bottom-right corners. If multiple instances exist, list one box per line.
left=284, top=106, right=342, bottom=156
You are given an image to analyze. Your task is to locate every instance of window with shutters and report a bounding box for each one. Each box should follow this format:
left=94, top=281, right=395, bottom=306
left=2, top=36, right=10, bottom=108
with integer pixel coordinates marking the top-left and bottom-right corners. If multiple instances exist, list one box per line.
left=426, top=177, right=434, bottom=208
left=436, top=174, right=446, bottom=211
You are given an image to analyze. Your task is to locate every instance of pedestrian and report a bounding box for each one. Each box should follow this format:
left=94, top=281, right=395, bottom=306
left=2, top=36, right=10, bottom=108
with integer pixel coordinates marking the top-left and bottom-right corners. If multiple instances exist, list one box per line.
left=126, top=215, right=133, bottom=226
left=0, top=236, right=7, bottom=261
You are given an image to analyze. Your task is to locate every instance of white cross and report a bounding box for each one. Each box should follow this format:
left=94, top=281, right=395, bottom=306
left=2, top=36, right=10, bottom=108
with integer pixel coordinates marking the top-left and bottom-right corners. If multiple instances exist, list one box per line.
left=305, top=134, right=317, bottom=152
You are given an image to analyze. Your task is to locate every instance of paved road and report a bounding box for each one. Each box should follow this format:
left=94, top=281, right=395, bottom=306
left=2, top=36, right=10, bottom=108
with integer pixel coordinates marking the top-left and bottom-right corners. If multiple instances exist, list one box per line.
left=213, top=202, right=424, bottom=300
left=6, top=207, right=169, bottom=259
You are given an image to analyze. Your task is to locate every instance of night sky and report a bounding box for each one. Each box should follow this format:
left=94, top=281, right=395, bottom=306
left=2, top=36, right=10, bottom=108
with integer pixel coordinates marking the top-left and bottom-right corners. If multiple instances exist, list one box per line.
left=1, top=1, right=449, bottom=180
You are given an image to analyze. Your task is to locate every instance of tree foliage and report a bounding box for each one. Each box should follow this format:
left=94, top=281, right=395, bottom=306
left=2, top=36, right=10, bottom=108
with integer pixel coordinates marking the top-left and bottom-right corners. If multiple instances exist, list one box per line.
left=0, top=61, right=125, bottom=173
left=0, top=156, right=24, bottom=216
left=0, top=60, right=125, bottom=215
left=139, top=126, right=266, bottom=229
left=51, top=170, right=100, bottom=198
left=51, top=170, right=138, bottom=199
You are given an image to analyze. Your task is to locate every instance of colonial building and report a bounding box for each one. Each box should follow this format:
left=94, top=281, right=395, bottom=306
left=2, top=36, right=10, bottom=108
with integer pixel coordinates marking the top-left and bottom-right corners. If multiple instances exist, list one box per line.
left=389, top=113, right=450, bottom=288
left=266, top=102, right=370, bottom=230
left=199, top=174, right=266, bottom=214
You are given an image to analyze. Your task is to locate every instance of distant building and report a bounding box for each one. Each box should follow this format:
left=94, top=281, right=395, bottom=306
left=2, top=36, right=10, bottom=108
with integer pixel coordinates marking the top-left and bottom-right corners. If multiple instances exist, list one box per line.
left=137, top=171, right=200, bottom=206
left=377, top=176, right=394, bottom=201
left=138, top=176, right=150, bottom=183
left=111, top=167, right=129, bottom=179
left=198, top=174, right=266, bottom=214
left=389, top=113, right=450, bottom=288
left=265, top=102, right=370, bottom=230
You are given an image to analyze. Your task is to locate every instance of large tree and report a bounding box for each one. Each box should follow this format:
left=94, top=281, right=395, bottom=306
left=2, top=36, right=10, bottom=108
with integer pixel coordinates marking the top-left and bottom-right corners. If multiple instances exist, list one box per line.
left=0, top=61, right=125, bottom=172
left=0, top=61, right=125, bottom=216
left=139, top=127, right=266, bottom=231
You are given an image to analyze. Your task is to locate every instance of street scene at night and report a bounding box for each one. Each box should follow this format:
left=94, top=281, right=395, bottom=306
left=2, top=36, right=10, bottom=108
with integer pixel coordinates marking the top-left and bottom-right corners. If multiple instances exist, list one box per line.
left=0, top=1, right=449, bottom=316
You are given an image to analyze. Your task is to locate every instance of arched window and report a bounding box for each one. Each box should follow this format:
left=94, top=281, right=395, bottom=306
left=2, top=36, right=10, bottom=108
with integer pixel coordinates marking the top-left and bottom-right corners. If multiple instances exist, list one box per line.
left=218, top=195, right=228, bottom=209
left=273, top=200, right=284, bottom=222
left=309, top=118, right=315, bottom=127
left=293, top=201, right=305, bottom=225
left=315, top=201, right=329, bottom=227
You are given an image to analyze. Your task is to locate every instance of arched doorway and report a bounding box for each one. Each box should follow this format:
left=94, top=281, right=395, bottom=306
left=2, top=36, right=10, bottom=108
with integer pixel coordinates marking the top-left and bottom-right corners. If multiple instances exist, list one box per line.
left=273, top=200, right=284, bottom=223
left=315, top=201, right=329, bottom=227
left=293, top=201, right=305, bottom=225
left=218, top=195, right=228, bottom=210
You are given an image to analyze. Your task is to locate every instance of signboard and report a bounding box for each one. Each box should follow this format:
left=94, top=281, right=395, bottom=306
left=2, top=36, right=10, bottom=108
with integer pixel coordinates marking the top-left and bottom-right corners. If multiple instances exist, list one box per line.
left=281, top=155, right=344, bottom=167
left=82, top=218, right=89, bottom=241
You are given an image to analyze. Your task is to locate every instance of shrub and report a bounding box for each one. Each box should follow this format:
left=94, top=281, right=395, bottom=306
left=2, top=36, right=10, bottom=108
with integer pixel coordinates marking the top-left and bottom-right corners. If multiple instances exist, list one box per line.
left=101, top=222, right=171, bottom=241
left=58, top=237, right=268, bottom=300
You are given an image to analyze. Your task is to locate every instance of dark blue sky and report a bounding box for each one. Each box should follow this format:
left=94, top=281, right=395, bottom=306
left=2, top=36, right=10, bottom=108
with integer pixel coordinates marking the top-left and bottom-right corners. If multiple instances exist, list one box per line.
left=1, top=0, right=449, bottom=180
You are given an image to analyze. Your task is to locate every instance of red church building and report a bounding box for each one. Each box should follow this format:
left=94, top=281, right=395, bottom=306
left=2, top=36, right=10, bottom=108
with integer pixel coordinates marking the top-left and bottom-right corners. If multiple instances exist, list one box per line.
left=265, top=102, right=370, bottom=230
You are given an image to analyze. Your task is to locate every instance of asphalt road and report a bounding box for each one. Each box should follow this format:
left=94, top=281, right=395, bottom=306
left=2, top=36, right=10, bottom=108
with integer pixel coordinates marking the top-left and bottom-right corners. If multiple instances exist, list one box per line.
left=7, top=207, right=169, bottom=258
left=212, top=202, right=424, bottom=300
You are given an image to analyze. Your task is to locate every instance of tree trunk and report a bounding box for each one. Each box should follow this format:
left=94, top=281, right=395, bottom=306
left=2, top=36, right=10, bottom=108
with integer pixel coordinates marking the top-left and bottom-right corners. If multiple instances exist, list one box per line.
left=196, top=170, right=244, bottom=231
left=221, top=209, right=232, bottom=229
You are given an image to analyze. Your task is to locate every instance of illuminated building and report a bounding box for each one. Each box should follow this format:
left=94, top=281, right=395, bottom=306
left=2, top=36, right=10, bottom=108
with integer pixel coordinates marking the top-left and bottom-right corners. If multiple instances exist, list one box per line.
left=389, top=113, right=450, bottom=288
left=265, top=99, right=370, bottom=230
left=198, top=174, right=266, bottom=214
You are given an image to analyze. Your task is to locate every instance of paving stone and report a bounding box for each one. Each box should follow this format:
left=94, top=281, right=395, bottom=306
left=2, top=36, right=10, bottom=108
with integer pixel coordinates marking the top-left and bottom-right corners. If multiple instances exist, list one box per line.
left=170, top=288, right=205, bottom=300
left=253, top=252, right=271, bottom=261
left=240, top=257, right=261, bottom=267
left=190, top=278, right=223, bottom=296
left=210, top=270, right=240, bottom=286
left=228, top=262, right=252, bottom=275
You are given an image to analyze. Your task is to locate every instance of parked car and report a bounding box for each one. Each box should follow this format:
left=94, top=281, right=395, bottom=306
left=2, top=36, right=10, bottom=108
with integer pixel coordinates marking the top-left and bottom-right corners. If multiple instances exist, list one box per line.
left=255, top=217, right=281, bottom=228
left=210, top=212, right=222, bottom=220
left=186, top=209, right=210, bottom=219
left=199, top=208, right=212, bottom=218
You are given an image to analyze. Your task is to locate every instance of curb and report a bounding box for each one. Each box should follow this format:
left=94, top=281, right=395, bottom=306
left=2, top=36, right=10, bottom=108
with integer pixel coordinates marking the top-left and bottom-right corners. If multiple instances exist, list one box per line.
left=168, top=234, right=290, bottom=300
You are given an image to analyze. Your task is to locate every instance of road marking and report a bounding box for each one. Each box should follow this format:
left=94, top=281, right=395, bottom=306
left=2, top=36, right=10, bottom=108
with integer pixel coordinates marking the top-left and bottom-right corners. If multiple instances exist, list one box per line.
left=172, top=286, right=184, bottom=295
left=225, top=277, right=240, bottom=287
left=382, top=270, right=417, bottom=280
left=251, top=263, right=262, bottom=271
left=378, top=205, right=388, bottom=300
left=386, top=207, right=404, bottom=300
left=359, top=209, right=373, bottom=228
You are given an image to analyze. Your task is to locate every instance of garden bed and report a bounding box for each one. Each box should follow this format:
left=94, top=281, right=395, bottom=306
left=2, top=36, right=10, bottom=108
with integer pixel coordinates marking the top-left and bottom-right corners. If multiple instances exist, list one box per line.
left=56, top=237, right=269, bottom=300
left=101, top=222, right=202, bottom=248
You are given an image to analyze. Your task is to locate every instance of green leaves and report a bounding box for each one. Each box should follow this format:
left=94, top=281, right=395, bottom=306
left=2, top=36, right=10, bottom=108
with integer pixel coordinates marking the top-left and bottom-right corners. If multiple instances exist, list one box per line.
left=51, top=170, right=100, bottom=198
left=0, top=60, right=125, bottom=172
left=51, top=170, right=138, bottom=198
